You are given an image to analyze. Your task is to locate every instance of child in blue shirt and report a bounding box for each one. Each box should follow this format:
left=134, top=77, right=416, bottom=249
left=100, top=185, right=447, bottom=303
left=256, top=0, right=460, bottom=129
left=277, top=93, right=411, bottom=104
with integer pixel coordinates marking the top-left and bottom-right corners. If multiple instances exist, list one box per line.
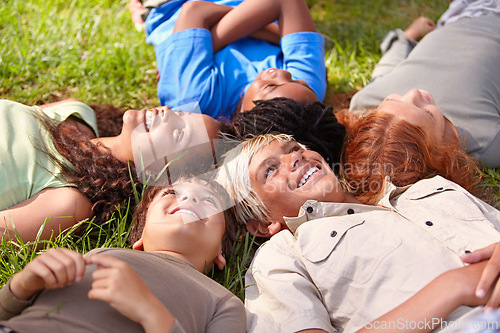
left=143, top=0, right=326, bottom=120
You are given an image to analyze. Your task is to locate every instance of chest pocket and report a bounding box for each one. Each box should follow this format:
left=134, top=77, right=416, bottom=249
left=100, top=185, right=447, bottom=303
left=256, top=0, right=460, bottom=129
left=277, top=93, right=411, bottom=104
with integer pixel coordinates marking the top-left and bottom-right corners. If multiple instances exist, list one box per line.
left=297, top=215, right=402, bottom=284
left=403, top=179, right=487, bottom=221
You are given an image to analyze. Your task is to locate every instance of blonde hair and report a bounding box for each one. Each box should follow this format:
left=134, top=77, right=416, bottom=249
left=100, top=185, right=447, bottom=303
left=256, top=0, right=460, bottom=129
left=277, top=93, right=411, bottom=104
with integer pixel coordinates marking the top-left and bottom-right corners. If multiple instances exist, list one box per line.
left=216, top=133, right=306, bottom=226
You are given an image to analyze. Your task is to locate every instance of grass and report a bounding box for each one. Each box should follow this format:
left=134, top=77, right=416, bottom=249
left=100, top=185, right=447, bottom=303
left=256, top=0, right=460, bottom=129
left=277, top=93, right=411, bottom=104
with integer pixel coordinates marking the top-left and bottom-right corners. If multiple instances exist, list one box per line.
left=0, top=0, right=498, bottom=299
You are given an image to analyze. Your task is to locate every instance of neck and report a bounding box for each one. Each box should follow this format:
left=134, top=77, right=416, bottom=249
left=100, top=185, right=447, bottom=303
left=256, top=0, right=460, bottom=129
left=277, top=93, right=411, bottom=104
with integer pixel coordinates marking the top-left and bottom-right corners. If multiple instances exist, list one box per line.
left=150, top=250, right=212, bottom=274
left=342, top=193, right=363, bottom=205
left=90, top=136, right=129, bottom=163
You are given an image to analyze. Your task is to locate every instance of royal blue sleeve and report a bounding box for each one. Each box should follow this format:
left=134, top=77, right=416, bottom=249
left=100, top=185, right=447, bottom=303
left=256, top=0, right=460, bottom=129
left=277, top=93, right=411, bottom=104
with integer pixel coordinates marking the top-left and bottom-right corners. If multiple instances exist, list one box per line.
left=155, top=28, right=224, bottom=118
left=281, top=32, right=327, bottom=102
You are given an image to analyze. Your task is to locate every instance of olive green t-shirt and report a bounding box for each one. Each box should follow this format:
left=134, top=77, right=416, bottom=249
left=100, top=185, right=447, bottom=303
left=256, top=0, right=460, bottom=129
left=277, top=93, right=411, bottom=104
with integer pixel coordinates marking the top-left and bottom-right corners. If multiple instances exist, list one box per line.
left=0, top=100, right=98, bottom=211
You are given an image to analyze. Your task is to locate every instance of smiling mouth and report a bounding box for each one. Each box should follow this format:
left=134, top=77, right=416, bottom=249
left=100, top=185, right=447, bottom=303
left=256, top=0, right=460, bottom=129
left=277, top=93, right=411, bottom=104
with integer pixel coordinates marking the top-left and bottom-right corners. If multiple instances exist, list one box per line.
left=144, top=110, right=153, bottom=132
left=298, top=166, right=319, bottom=188
left=170, top=206, right=202, bottom=223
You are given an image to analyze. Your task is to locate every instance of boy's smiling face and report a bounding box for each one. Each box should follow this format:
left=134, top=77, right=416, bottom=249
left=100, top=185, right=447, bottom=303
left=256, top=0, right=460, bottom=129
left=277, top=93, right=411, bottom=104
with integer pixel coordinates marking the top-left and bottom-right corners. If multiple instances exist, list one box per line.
left=240, top=68, right=318, bottom=112
left=248, top=140, right=346, bottom=223
left=136, top=180, right=226, bottom=265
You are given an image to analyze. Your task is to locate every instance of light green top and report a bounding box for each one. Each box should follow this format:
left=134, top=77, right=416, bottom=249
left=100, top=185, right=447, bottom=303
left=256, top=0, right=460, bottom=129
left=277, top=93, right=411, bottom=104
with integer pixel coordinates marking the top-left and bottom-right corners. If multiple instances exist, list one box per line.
left=0, top=100, right=98, bottom=211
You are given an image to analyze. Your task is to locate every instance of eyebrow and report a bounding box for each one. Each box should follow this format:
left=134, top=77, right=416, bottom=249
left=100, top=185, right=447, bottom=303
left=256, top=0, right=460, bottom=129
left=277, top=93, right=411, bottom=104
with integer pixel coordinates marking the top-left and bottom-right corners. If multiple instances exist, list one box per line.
left=252, top=141, right=293, bottom=182
left=253, top=154, right=277, bottom=183
left=262, top=85, right=279, bottom=99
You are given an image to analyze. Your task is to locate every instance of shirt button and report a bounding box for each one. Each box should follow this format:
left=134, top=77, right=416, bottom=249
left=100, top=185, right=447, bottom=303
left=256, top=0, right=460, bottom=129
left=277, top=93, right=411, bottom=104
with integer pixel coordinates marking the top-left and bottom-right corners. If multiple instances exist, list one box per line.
left=330, top=230, right=337, bottom=237
left=347, top=208, right=355, bottom=215
left=306, top=207, right=314, bottom=214
left=425, top=221, right=433, bottom=226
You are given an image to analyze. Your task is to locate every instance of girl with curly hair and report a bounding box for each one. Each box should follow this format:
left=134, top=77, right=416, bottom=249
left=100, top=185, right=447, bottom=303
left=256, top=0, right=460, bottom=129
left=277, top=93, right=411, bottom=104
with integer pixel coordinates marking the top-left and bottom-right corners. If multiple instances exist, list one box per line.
left=0, top=99, right=220, bottom=243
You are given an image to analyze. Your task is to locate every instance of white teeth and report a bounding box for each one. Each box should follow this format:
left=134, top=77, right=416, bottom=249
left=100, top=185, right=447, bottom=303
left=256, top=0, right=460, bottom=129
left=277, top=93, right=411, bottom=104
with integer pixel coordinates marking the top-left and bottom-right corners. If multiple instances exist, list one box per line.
left=145, top=111, right=153, bottom=131
left=174, top=209, right=200, bottom=223
left=298, top=166, right=319, bottom=188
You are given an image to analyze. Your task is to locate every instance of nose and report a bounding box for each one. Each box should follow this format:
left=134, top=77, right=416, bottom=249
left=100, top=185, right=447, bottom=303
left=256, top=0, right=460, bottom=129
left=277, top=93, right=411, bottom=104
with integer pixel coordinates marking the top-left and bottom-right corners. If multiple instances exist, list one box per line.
left=162, top=107, right=184, bottom=125
left=180, top=192, right=198, bottom=204
left=263, top=68, right=292, bottom=81
left=402, top=89, right=425, bottom=104
left=281, top=150, right=302, bottom=172
left=275, top=69, right=292, bottom=81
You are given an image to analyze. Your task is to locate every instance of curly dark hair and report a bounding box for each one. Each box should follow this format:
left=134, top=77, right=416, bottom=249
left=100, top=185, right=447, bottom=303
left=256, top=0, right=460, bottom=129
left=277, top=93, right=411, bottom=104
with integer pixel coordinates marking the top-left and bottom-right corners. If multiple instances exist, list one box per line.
left=39, top=113, right=139, bottom=225
left=89, top=103, right=124, bottom=137
left=129, top=175, right=238, bottom=259
left=228, top=97, right=346, bottom=167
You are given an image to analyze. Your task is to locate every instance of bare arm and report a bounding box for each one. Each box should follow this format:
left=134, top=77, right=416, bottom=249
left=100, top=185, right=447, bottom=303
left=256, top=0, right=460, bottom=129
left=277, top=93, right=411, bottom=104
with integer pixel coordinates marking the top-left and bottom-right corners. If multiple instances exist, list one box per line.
left=173, top=1, right=281, bottom=51
left=211, top=0, right=315, bottom=52
left=173, top=1, right=232, bottom=34
left=1, top=187, right=92, bottom=243
left=357, top=261, right=493, bottom=333
left=173, top=0, right=314, bottom=53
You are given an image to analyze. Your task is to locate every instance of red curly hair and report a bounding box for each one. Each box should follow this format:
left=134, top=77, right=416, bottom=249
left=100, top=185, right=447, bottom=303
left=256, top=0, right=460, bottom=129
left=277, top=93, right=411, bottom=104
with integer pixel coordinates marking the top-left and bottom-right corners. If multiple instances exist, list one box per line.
left=342, top=111, right=480, bottom=205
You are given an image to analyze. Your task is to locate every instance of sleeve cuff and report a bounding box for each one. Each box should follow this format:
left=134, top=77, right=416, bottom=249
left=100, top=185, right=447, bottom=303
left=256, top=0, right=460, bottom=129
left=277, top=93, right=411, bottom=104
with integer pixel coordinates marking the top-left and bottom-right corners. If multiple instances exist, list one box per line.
left=0, top=279, right=38, bottom=320
left=379, top=28, right=417, bottom=54
left=281, top=31, right=325, bottom=46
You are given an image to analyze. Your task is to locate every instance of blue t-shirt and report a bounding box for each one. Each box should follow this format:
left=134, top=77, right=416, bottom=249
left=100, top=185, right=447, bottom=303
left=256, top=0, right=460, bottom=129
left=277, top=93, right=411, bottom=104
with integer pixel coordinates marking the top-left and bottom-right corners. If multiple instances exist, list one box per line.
left=145, top=0, right=326, bottom=119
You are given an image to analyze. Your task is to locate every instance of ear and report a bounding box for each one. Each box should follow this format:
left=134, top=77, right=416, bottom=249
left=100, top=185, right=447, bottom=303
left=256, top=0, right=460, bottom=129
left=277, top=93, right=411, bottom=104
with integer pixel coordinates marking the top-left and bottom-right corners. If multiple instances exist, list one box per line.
left=246, top=219, right=283, bottom=238
left=214, top=253, right=226, bottom=270
left=132, top=238, right=144, bottom=251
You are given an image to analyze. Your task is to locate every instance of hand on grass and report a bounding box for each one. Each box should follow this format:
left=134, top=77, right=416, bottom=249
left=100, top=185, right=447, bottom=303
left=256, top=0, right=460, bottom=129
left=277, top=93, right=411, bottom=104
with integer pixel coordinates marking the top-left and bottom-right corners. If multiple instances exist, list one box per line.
left=85, top=254, right=175, bottom=333
left=10, top=248, right=85, bottom=300
left=462, top=242, right=500, bottom=310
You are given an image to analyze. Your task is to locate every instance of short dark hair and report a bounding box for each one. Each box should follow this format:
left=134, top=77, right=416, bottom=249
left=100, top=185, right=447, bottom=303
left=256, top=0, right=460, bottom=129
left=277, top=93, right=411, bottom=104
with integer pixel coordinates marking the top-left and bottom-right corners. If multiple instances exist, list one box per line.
left=129, top=175, right=238, bottom=258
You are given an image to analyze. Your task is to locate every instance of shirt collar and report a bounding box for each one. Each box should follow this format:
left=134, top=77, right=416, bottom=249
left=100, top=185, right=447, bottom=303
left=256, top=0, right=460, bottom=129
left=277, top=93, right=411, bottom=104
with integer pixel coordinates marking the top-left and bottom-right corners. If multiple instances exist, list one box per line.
left=283, top=176, right=453, bottom=234
left=377, top=176, right=412, bottom=208
left=283, top=199, right=385, bottom=234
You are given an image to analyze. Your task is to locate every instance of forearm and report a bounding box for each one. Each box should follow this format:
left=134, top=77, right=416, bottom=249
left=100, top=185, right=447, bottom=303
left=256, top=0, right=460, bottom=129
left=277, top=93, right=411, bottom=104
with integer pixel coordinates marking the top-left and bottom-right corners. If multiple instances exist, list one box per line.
left=173, top=2, right=232, bottom=33
left=248, top=23, right=280, bottom=46
left=9, top=274, right=39, bottom=301
left=357, top=271, right=469, bottom=333
left=212, top=0, right=315, bottom=52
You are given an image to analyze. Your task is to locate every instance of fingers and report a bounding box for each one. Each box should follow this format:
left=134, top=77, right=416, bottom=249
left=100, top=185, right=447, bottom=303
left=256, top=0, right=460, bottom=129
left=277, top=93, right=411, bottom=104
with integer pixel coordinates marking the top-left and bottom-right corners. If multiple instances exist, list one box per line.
left=462, top=244, right=496, bottom=264
left=485, top=280, right=500, bottom=311
left=404, top=16, right=436, bottom=41
left=86, top=253, right=131, bottom=287
left=85, top=253, right=123, bottom=268
left=11, top=248, right=85, bottom=300
left=33, top=248, right=85, bottom=287
left=476, top=245, right=500, bottom=304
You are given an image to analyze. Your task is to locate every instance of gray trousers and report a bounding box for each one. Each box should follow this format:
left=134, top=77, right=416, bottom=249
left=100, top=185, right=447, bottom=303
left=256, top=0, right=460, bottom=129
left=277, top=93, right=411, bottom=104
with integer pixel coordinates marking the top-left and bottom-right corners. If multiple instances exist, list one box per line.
left=350, top=13, right=500, bottom=167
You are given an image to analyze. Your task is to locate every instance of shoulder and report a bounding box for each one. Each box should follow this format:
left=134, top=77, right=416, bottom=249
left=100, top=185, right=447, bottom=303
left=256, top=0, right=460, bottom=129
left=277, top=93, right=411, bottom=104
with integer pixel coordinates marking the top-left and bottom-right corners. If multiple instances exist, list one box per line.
left=17, top=187, right=92, bottom=221
left=53, top=187, right=93, bottom=220
left=251, top=231, right=299, bottom=266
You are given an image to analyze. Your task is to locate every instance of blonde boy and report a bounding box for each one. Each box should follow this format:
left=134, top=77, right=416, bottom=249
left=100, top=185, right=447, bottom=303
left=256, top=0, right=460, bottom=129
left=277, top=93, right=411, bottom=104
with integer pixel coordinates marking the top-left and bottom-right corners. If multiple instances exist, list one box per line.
left=216, top=133, right=500, bottom=333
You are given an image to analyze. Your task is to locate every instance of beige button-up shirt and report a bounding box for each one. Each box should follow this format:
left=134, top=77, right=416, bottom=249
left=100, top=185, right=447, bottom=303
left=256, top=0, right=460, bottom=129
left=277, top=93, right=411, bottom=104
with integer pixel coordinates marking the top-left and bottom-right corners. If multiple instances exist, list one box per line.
left=245, top=176, right=500, bottom=332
